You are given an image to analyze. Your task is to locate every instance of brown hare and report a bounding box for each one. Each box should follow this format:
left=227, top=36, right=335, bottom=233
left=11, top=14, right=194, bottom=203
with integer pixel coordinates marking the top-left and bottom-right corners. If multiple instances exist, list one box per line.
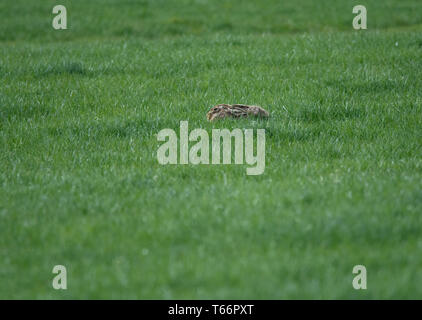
left=206, top=104, right=269, bottom=121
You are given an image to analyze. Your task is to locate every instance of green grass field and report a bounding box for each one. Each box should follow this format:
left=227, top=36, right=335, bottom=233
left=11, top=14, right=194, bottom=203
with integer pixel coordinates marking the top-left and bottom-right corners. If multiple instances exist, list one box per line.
left=1, top=0, right=422, bottom=299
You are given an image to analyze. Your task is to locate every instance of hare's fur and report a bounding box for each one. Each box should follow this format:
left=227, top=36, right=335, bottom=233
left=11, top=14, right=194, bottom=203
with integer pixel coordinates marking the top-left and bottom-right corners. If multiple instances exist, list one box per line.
left=207, top=104, right=269, bottom=121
